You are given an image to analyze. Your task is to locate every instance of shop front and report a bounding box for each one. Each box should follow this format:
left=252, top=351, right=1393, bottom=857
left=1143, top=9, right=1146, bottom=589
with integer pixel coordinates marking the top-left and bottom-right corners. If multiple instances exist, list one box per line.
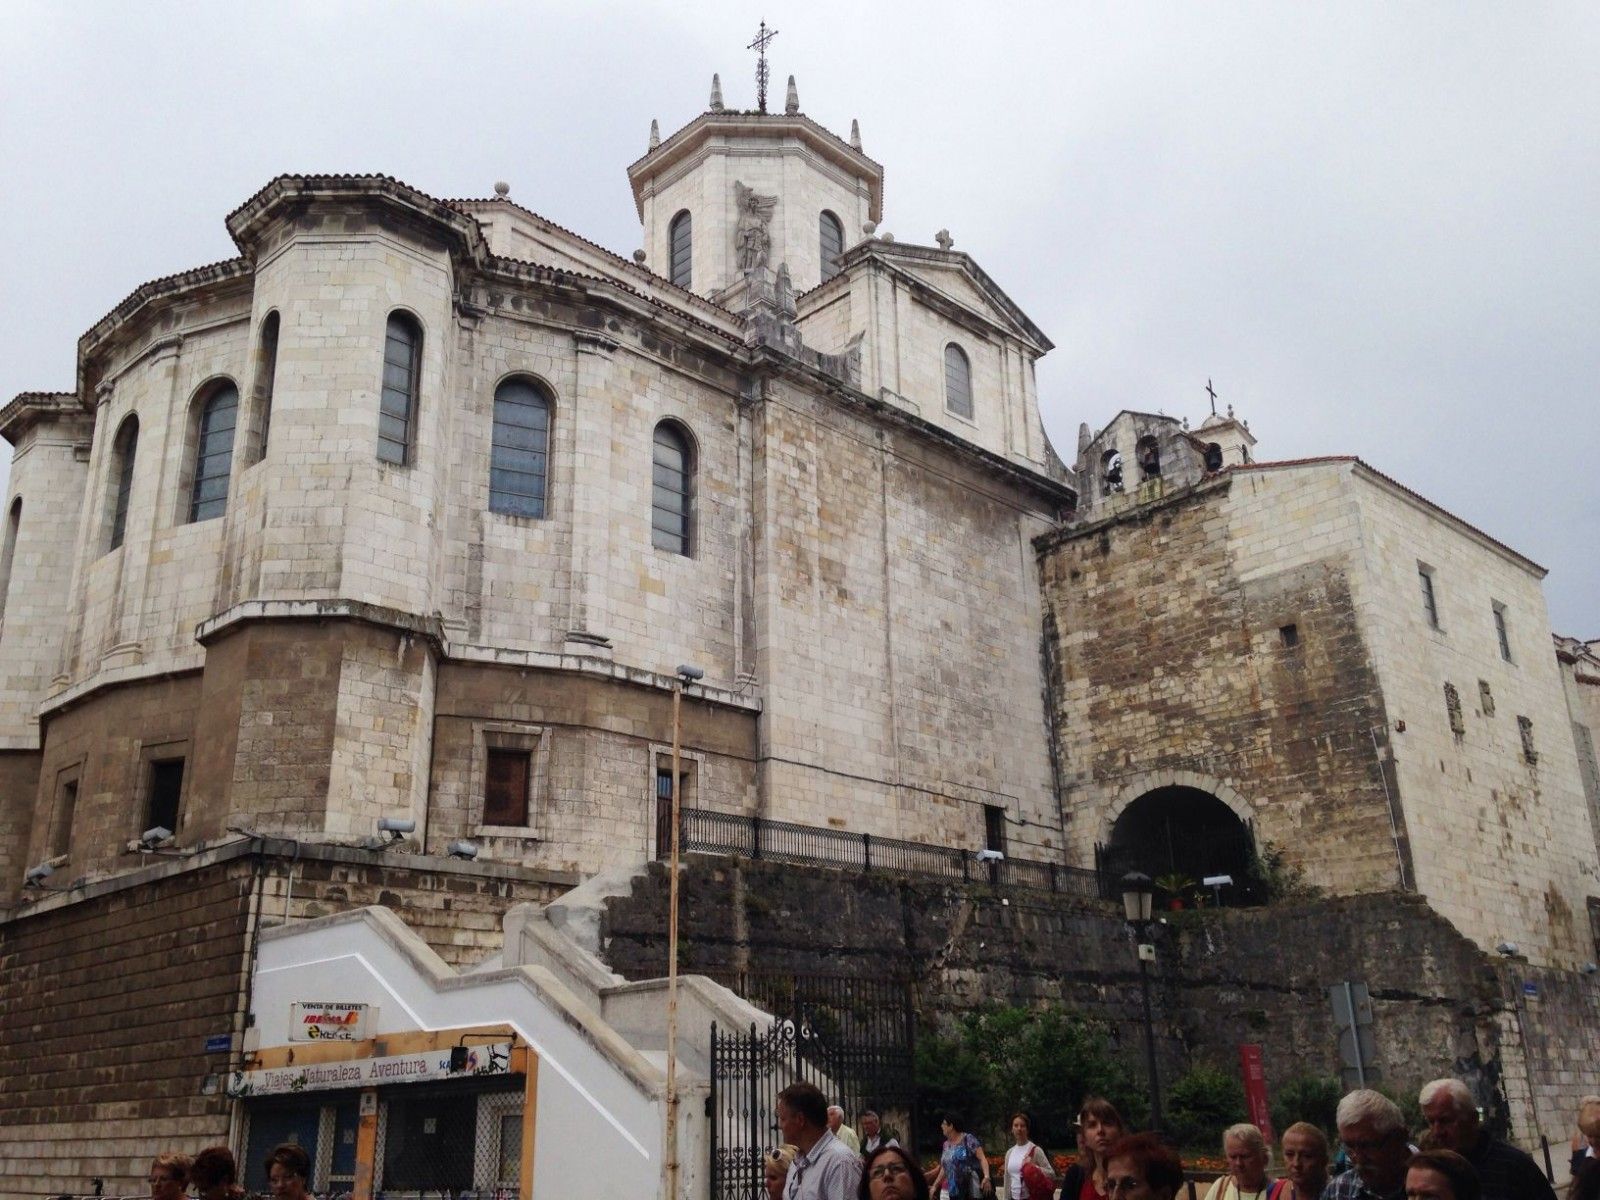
left=230, top=1025, right=534, bottom=1200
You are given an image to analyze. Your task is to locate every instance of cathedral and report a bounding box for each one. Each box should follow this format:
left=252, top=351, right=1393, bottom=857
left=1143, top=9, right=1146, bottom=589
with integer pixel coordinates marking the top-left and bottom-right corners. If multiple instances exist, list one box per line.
left=1, top=70, right=1597, bottom=1197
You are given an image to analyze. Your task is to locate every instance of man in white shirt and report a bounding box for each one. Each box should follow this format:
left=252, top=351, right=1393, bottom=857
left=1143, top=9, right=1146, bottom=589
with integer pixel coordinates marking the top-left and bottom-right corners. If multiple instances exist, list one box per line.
left=828, top=1106, right=861, bottom=1154
left=779, top=1083, right=863, bottom=1200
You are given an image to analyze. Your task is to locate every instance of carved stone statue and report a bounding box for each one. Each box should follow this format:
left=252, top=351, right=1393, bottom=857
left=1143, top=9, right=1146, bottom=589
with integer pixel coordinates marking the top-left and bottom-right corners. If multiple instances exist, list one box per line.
left=735, top=181, right=776, bottom=272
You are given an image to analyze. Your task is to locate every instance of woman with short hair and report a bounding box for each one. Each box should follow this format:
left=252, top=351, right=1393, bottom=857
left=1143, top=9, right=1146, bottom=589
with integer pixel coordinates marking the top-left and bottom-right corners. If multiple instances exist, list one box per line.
left=1103, top=1133, right=1185, bottom=1200
left=263, top=1143, right=311, bottom=1200
left=765, top=1144, right=798, bottom=1200
left=190, top=1147, right=244, bottom=1200
left=1204, top=1124, right=1270, bottom=1200
left=147, top=1154, right=191, bottom=1200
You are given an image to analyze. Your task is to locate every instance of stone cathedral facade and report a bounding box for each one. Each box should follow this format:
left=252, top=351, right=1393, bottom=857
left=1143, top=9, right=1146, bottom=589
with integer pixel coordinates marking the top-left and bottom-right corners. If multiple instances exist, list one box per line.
left=2, top=79, right=1597, bottom=971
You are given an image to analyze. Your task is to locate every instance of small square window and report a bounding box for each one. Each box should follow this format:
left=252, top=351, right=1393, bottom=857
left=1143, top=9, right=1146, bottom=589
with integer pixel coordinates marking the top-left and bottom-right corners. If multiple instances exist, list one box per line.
left=484, top=749, right=531, bottom=826
left=1279, top=623, right=1300, bottom=648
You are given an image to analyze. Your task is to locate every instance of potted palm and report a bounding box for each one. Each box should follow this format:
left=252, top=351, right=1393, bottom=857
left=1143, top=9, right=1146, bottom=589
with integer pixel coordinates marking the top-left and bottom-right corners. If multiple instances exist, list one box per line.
left=1153, top=872, right=1197, bottom=910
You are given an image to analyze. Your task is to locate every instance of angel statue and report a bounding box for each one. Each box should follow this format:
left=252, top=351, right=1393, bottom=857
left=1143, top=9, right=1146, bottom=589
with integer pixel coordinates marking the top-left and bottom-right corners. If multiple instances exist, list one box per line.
left=734, top=181, right=776, bottom=272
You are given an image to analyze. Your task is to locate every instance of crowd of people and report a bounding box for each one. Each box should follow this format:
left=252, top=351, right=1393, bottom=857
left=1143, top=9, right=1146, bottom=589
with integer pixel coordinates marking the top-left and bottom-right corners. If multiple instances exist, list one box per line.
left=764, top=1081, right=1600, bottom=1200
left=141, top=1143, right=309, bottom=1200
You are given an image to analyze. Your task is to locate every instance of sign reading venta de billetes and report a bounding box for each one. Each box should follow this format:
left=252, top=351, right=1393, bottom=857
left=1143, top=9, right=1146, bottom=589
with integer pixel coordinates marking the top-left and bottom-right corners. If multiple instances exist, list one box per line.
left=227, top=1042, right=514, bottom=1097
left=289, top=1001, right=376, bottom=1041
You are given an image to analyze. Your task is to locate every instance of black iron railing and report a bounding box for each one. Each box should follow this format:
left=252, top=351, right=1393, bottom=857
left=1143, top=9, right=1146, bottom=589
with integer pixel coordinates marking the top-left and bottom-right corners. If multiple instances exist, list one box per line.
left=657, top=803, right=1103, bottom=899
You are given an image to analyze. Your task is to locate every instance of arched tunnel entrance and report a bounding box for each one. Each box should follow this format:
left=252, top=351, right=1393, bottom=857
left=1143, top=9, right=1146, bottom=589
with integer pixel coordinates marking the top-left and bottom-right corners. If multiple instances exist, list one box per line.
left=1098, top=786, right=1261, bottom=907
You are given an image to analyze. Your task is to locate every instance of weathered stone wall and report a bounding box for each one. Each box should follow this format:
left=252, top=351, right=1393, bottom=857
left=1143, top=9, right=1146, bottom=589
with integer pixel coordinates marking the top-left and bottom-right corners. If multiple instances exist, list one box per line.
left=600, top=855, right=1598, bottom=1152
left=1338, top=466, right=1599, bottom=967
left=0, top=843, right=572, bottom=1198
left=1038, top=473, right=1404, bottom=894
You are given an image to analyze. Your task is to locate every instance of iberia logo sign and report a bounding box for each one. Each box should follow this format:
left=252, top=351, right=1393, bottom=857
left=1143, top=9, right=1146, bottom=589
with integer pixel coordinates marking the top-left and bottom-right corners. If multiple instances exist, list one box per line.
left=288, top=1002, right=374, bottom=1042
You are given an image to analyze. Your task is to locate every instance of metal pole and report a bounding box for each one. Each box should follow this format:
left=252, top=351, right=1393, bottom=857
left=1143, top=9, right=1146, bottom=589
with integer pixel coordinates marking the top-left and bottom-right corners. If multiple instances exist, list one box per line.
left=1138, top=942, right=1164, bottom=1133
left=1343, top=981, right=1366, bottom=1087
left=665, top=678, right=684, bottom=1199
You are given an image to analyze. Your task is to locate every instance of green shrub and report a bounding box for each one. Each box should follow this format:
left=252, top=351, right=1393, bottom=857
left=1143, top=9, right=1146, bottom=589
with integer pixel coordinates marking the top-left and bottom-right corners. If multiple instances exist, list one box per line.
left=1165, top=1063, right=1246, bottom=1151
left=1271, top=1075, right=1342, bottom=1138
left=914, top=1004, right=1142, bottom=1150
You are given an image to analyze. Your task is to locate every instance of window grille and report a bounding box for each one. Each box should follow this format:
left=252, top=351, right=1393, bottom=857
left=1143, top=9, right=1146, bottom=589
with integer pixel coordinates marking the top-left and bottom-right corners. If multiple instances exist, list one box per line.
left=943, top=343, right=973, bottom=418
left=669, top=211, right=693, bottom=289
left=819, top=210, right=844, bottom=281
left=489, top=379, right=549, bottom=518
left=1517, top=716, right=1537, bottom=765
left=651, top=422, right=692, bottom=555
left=189, top=383, right=239, bottom=522
left=1444, top=682, right=1465, bottom=737
left=379, top=313, right=421, bottom=465
left=110, top=417, right=139, bottom=550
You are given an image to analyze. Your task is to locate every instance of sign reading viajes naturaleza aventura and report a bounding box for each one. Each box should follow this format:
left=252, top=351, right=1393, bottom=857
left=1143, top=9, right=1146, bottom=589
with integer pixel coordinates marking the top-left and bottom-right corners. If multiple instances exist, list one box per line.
left=227, top=1042, right=514, bottom=1097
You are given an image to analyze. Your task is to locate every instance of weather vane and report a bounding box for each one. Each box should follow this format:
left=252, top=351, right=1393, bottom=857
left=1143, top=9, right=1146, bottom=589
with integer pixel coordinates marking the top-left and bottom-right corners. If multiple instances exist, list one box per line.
left=1206, top=378, right=1219, bottom=417
left=748, top=20, right=779, bottom=112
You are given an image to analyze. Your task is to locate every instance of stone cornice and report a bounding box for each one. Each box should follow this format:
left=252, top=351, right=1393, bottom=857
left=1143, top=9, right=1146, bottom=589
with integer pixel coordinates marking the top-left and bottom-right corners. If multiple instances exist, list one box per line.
left=0, top=391, right=84, bottom=447
left=626, top=111, right=884, bottom=221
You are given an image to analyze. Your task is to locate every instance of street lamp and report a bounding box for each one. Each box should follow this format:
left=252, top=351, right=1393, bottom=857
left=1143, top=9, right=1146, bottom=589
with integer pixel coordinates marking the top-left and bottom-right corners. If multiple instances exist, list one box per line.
left=1120, top=871, right=1164, bottom=1134
left=664, top=663, right=703, bottom=1200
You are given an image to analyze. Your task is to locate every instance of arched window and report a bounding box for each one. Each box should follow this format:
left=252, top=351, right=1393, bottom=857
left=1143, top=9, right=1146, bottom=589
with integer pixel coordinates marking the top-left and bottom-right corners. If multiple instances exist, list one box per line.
left=651, top=421, right=693, bottom=556
left=254, top=310, right=280, bottom=461
left=943, top=343, right=973, bottom=419
left=819, top=210, right=844, bottom=282
left=0, top=497, right=20, bottom=621
left=1101, top=448, right=1124, bottom=495
left=1203, top=442, right=1223, bottom=472
left=668, top=211, right=693, bottom=290
left=378, top=311, right=422, bottom=465
left=489, top=377, right=551, bottom=518
left=109, top=416, right=139, bottom=550
left=189, top=382, right=239, bottom=522
left=1136, top=435, right=1161, bottom=479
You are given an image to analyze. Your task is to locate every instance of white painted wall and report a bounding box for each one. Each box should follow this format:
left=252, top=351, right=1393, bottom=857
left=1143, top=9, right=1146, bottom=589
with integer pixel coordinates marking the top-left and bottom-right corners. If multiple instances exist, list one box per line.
left=251, top=907, right=691, bottom=1199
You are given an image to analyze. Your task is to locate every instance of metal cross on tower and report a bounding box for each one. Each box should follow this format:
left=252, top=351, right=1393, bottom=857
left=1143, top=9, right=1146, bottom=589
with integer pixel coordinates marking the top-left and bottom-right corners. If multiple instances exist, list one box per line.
left=748, top=21, right=779, bottom=112
left=1206, top=378, right=1219, bottom=417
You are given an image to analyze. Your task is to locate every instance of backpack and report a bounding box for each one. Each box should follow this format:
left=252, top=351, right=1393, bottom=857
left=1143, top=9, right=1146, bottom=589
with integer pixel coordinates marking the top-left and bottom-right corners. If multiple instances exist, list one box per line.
left=1018, top=1146, right=1054, bottom=1200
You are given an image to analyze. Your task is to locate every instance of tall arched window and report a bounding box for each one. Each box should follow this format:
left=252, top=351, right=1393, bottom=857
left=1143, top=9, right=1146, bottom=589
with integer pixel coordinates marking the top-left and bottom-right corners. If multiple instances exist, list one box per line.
left=254, top=310, right=280, bottom=461
left=378, top=312, right=422, bottom=465
left=668, top=211, right=693, bottom=289
left=0, top=497, right=21, bottom=621
left=109, top=416, right=139, bottom=550
left=651, top=421, right=693, bottom=556
left=489, top=377, right=551, bottom=518
left=944, top=342, right=973, bottom=419
left=819, top=210, right=844, bottom=282
left=189, top=382, right=239, bottom=522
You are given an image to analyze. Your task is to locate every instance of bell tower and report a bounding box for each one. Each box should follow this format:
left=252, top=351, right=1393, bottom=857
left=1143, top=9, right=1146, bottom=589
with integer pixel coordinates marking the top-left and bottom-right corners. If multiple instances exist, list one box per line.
left=627, top=71, right=883, bottom=299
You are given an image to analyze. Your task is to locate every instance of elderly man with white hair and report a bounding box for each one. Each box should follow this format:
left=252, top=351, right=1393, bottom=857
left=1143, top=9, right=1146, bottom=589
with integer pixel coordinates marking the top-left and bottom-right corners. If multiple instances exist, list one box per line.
left=1323, top=1089, right=1414, bottom=1200
left=1419, top=1078, right=1556, bottom=1200
left=826, top=1105, right=860, bottom=1154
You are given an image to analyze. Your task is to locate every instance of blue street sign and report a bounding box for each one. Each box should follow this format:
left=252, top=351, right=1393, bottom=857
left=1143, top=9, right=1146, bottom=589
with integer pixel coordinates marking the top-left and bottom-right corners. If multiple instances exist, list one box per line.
left=204, top=1034, right=233, bottom=1054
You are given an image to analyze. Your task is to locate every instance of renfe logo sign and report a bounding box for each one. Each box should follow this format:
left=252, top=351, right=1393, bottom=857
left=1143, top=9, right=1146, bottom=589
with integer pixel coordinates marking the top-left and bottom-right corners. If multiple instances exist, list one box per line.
left=289, top=1002, right=375, bottom=1042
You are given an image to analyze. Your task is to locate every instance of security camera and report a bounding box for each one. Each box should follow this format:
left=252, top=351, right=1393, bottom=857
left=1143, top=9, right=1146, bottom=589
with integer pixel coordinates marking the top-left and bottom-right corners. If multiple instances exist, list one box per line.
left=446, top=840, right=479, bottom=861
left=137, top=826, right=174, bottom=850
left=1582, top=962, right=1598, bottom=976
left=1495, top=941, right=1520, bottom=957
left=23, top=863, right=54, bottom=887
left=676, top=664, right=705, bottom=681
left=1202, top=875, right=1233, bottom=888
left=377, top=817, right=416, bottom=837
left=976, top=849, right=1005, bottom=862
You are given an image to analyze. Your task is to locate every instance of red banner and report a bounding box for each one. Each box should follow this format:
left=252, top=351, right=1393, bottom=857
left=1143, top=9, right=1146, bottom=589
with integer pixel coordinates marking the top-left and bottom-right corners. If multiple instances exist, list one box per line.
left=1239, top=1043, right=1274, bottom=1145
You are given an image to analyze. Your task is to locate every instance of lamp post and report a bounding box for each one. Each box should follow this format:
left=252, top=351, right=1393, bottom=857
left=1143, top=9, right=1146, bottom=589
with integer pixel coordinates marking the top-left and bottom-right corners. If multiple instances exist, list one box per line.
left=665, top=663, right=702, bottom=1200
left=1120, top=871, right=1164, bottom=1134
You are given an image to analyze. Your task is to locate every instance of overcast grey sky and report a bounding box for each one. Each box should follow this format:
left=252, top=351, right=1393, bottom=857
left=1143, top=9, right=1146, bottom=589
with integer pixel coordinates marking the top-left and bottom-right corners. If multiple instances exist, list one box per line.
left=2, top=1, right=1594, bottom=632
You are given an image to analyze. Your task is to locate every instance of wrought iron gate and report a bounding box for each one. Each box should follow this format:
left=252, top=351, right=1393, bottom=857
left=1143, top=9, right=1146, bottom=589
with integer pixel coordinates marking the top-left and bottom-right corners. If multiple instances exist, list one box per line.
left=708, top=974, right=915, bottom=1200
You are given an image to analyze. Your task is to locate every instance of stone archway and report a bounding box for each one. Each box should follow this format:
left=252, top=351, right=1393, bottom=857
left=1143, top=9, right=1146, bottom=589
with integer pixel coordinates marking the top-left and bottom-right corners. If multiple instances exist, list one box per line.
left=1101, top=774, right=1260, bottom=906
